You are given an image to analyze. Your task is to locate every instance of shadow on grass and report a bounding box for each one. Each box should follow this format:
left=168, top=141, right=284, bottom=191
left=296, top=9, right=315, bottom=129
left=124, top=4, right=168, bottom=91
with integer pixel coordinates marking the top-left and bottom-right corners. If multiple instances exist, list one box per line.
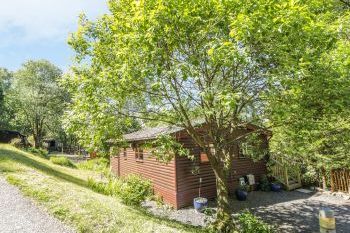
left=0, top=146, right=205, bottom=232
left=0, top=147, right=88, bottom=189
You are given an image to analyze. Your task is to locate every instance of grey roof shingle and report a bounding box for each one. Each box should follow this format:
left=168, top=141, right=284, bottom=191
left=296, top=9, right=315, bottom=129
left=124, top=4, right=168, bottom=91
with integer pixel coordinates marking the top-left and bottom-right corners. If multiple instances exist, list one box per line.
left=123, top=125, right=183, bottom=142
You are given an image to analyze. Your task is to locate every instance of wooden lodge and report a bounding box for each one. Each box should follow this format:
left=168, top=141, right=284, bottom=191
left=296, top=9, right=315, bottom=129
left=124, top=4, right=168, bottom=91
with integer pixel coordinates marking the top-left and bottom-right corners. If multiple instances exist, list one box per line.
left=110, top=124, right=269, bottom=209
left=0, top=130, right=27, bottom=144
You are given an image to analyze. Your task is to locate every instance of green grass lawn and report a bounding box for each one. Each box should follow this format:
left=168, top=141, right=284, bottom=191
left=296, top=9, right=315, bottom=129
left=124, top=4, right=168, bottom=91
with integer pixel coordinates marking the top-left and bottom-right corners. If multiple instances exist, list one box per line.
left=0, top=144, right=203, bottom=233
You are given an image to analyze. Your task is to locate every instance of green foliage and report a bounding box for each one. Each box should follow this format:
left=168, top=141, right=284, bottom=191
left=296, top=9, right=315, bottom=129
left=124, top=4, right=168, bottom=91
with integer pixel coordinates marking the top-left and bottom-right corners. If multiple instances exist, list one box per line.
left=25, top=147, right=48, bottom=159
left=236, top=211, right=274, bottom=233
left=87, top=175, right=152, bottom=206
left=6, top=60, right=68, bottom=148
left=0, top=144, right=199, bottom=232
left=144, top=134, right=190, bottom=163
left=301, top=165, right=319, bottom=186
left=87, top=177, right=110, bottom=194
left=268, top=2, right=350, bottom=171
left=118, top=175, right=153, bottom=206
left=0, top=68, right=13, bottom=128
left=77, top=158, right=109, bottom=172
left=50, top=156, right=76, bottom=168
left=259, top=175, right=270, bottom=192
left=66, top=0, right=350, bottom=228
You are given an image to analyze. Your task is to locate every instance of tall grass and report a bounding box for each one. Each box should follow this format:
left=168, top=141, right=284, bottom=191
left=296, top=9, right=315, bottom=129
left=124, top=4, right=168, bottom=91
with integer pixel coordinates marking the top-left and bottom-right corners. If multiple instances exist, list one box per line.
left=87, top=175, right=152, bottom=206
left=0, top=144, right=202, bottom=233
left=50, top=156, right=76, bottom=168
left=77, top=158, right=109, bottom=172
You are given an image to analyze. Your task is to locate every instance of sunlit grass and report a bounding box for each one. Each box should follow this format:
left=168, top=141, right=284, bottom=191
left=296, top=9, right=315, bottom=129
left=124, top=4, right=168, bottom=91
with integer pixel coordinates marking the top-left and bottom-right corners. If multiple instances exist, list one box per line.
left=0, top=144, right=203, bottom=233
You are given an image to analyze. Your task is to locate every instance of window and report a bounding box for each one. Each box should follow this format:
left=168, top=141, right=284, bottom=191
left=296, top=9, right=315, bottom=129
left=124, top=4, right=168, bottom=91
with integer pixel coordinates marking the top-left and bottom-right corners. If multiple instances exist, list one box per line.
left=123, top=148, right=127, bottom=160
left=208, top=143, right=215, bottom=155
left=200, top=144, right=214, bottom=163
left=135, top=147, right=143, bottom=161
left=200, top=152, right=209, bottom=163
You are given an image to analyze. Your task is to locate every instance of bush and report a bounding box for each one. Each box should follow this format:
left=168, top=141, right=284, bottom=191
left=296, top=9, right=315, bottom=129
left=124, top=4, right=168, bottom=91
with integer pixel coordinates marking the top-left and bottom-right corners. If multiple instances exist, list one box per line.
left=259, top=175, right=271, bottom=191
left=87, top=177, right=109, bottom=194
left=236, top=211, right=274, bottom=233
left=119, top=174, right=153, bottom=206
left=87, top=177, right=122, bottom=196
left=10, top=138, right=25, bottom=148
left=77, top=158, right=109, bottom=172
left=26, top=147, right=48, bottom=159
left=87, top=175, right=152, bottom=206
left=50, top=156, right=76, bottom=168
left=301, top=165, right=318, bottom=186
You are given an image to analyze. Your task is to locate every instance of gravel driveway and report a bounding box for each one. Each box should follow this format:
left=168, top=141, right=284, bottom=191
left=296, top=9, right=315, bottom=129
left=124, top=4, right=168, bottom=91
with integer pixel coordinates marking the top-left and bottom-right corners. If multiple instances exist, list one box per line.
left=0, top=176, right=74, bottom=233
left=144, top=190, right=350, bottom=233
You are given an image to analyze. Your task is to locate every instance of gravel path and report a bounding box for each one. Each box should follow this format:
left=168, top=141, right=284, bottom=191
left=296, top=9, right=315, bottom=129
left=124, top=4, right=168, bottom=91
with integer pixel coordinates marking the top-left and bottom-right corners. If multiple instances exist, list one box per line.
left=144, top=190, right=350, bottom=232
left=0, top=176, right=74, bottom=233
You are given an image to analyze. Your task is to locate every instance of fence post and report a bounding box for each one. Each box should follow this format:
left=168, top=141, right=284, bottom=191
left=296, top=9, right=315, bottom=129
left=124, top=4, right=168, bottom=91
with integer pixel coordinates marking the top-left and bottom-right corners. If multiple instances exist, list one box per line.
left=284, top=167, right=289, bottom=190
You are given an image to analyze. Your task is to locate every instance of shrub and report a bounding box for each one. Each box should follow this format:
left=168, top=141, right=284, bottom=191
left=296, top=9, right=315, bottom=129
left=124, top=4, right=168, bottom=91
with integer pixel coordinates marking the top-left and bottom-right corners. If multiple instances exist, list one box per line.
left=87, top=177, right=109, bottom=194
left=50, top=156, right=76, bottom=168
left=259, top=175, right=270, bottom=191
left=301, top=165, right=318, bottom=186
left=77, top=158, right=109, bottom=172
left=236, top=211, right=274, bottom=233
left=10, top=138, right=25, bottom=148
left=118, top=174, right=153, bottom=206
left=87, top=175, right=152, bottom=206
left=26, top=147, right=48, bottom=159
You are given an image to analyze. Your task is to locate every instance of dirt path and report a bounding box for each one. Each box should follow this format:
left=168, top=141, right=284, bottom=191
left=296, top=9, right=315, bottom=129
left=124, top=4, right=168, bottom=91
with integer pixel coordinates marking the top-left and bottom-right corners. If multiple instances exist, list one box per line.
left=0, top=176, right=74, bottom=233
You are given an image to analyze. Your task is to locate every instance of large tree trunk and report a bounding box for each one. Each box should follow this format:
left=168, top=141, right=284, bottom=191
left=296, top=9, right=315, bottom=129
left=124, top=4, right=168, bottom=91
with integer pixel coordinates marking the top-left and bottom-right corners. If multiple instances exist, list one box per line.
left=33, top=134, right=41, bottom=148
left=212, top=165, right=234, bottom=232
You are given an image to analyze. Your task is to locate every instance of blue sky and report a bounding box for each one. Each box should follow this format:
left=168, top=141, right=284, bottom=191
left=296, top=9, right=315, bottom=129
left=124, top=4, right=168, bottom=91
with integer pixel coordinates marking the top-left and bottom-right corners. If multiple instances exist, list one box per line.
left=0, top=0, right=108, bottom=71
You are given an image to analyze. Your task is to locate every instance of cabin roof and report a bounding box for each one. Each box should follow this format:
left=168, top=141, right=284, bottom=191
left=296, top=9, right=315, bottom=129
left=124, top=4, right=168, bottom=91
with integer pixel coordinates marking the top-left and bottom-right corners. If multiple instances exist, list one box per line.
left=0, top=130, right=26, bottom=137
left=123, top=125, right=183, bottom=142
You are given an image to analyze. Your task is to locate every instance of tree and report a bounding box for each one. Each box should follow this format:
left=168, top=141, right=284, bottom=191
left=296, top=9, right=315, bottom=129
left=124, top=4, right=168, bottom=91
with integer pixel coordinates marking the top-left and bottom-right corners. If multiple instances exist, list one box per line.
left=61, top=69, right=141, bottom=156
left=0, top=68, right=13, bottom=129
left=269, top=2, right=350, bottom=182
left=8, top=60, right=67, bottom=148
left=66, top=0, right=331, bottom=230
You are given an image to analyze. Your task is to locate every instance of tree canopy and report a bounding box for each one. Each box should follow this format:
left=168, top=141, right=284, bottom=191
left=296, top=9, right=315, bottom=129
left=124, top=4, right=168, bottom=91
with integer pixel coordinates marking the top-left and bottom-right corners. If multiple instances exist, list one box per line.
left=269, top=1, right=350, bottom=171
left=7, top=60, right=67, bottom=148
left=0, top=68, right=13, bottom=129
left=66, top=0, right=350, bottom=230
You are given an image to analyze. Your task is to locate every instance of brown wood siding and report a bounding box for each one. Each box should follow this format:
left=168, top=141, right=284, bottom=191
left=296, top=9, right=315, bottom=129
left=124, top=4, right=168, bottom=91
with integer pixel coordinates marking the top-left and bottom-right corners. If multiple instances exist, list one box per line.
left=110, top=147, right=178, bottom=208
left=111, top=126, right=269, bottom=209
left=175, top=131, right=268, bottom=208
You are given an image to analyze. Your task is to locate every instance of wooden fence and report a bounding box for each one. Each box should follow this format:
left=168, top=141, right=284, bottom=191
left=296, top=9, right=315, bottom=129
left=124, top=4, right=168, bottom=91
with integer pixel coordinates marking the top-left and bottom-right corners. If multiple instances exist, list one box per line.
left=270, top=159, right=302, bottom=191
left=330, top=169, right=350, bottom=193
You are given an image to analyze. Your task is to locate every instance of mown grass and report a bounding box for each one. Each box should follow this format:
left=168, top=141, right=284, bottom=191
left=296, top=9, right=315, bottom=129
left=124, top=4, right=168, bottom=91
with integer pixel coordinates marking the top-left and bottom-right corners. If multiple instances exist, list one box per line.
left=0, top=144, right=203, bottom=233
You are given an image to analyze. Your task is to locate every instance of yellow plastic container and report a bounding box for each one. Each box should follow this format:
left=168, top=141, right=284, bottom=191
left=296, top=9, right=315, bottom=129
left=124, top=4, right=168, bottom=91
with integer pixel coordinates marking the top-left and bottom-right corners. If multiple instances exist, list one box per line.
left=319, top=208, right=336, bottom=233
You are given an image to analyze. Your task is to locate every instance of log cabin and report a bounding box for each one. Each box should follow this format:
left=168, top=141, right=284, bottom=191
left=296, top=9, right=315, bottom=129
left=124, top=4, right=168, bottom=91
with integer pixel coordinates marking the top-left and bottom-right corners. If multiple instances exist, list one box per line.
left=110, top=124, right=270, bottom=209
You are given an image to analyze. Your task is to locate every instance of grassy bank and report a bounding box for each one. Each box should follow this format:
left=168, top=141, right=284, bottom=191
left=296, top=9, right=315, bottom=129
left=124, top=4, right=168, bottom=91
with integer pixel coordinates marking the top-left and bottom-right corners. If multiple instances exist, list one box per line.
left=0, top=144, right=202, bottom=233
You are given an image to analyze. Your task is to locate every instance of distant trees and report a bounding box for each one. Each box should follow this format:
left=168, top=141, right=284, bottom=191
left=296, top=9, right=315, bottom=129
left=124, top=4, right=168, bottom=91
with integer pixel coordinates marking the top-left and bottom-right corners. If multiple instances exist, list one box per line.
left=0, top=68, right=13, bottom=129
left=7, top=60, right=68, bottom=148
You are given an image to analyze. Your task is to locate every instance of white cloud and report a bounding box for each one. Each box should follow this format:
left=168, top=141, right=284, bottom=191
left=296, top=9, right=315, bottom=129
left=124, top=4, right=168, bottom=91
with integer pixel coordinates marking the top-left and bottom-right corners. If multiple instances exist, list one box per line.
left=0, top=0, right=108, bottom=43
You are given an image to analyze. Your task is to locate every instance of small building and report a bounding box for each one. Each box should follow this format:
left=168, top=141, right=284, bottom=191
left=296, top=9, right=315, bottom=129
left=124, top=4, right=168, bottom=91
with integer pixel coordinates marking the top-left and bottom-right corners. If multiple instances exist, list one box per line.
left=43, top=138, right=57, bottom=151
left=110, top=124, right=269, bottom=209
left=0, top=130, right=27, bottom=144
